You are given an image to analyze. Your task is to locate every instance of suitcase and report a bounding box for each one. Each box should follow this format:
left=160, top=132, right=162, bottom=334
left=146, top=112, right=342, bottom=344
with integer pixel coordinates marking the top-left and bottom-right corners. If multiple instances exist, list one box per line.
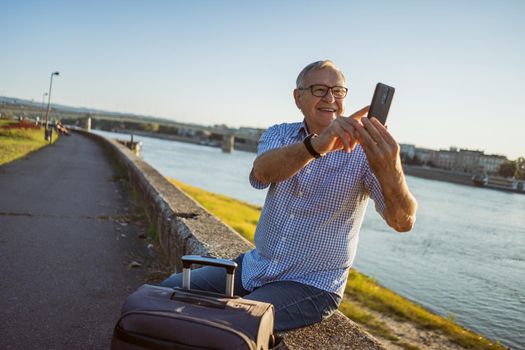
left=111, top=255, right=276, bottom=350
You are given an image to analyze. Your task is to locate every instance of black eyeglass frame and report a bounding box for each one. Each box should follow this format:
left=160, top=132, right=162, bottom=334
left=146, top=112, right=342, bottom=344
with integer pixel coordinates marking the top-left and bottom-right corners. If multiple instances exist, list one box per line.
left=297, top=84, right=348, bottom=99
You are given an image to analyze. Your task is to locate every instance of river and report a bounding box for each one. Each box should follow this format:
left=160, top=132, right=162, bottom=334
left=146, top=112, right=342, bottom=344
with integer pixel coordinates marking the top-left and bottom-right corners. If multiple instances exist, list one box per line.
left=94, top=130, right=524, bottom=349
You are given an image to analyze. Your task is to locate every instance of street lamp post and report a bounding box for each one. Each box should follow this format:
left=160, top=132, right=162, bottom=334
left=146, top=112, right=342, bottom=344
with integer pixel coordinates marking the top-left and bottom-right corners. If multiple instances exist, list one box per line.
left=39, top=92, right=48, bottom=126
left=44, top=71, right=59, bottom=140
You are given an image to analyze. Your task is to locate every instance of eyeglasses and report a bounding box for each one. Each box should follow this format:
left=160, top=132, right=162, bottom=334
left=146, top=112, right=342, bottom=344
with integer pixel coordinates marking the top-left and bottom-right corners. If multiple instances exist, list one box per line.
left=298, top=84, right=348, bottom=99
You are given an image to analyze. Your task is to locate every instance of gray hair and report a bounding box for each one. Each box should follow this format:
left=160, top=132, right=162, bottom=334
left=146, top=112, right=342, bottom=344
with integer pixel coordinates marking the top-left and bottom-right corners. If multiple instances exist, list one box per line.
left=296, top=60, right=346, bottom=88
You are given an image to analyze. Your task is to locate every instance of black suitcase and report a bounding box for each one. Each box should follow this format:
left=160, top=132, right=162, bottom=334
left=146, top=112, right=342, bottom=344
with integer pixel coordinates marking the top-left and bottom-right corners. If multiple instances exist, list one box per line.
left=111, top=255, right=275, bottom=350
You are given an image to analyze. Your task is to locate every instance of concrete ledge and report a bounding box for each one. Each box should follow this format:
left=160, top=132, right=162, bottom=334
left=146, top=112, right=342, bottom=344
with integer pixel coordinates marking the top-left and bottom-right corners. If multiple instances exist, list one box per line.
left=80, top=130, right=386, bottom=350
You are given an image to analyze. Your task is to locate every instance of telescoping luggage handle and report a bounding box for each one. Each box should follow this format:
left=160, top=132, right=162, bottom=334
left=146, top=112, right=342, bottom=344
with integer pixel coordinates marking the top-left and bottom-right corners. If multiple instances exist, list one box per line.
left=181, top=255, right=238, bottom=297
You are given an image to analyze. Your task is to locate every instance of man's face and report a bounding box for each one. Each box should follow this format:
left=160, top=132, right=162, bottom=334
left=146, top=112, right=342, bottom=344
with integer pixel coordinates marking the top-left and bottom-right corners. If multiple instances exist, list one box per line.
left=294, top=67, right=346, bottom=134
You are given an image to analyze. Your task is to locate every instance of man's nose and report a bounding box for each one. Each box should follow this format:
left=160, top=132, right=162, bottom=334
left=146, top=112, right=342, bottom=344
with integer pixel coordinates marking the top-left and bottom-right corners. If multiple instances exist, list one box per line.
left=322, top=89, right=335, bottom=102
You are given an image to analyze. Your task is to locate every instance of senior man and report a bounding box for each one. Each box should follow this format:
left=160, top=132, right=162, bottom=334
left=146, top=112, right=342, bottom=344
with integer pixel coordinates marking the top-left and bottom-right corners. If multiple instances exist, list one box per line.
left=161, top=60, right=417, bottom=331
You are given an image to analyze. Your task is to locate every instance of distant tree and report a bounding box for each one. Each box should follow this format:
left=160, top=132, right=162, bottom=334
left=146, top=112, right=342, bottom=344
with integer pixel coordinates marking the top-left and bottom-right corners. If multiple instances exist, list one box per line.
left=515, top=157, right=525, bottom=180
left=143, top=123, right=160, bottom=132
left=498, top=161, right=516, bottom=178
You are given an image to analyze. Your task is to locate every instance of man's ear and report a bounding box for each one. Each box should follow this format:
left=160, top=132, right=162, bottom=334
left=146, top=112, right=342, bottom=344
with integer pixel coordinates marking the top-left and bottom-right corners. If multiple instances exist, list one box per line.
left=293, top=89, right=302, bottom=109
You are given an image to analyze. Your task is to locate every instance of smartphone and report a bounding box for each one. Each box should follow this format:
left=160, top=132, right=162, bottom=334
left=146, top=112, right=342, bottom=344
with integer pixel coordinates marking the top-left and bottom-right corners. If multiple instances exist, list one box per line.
left=368, top=83, right=395, bottom=125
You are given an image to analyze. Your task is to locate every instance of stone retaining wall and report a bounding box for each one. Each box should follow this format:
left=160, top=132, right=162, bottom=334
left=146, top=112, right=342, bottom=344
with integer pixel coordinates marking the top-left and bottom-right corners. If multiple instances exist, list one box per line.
left=81, top=130, right=386, bottom=350
left=403, top=165, right=473, bottom=186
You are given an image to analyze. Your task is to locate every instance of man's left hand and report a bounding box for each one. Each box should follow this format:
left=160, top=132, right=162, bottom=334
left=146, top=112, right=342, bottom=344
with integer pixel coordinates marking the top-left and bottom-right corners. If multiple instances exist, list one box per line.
left=349, top=117, right=417, bottom=232
left=349, top=117, right=401, bottom=179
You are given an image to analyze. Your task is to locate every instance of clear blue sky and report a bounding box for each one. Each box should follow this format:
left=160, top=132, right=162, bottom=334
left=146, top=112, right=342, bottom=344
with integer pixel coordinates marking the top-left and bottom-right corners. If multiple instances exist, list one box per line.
left=2, top=0, right=524, bottom=159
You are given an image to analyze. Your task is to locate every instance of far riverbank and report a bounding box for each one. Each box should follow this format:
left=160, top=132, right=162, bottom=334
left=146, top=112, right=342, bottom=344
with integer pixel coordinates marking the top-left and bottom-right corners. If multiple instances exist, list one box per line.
left=107, top=128, right=523, bottom=194
left=403, top=165, right=473, bottom=186
left=403, top=165, right=525, bottom=194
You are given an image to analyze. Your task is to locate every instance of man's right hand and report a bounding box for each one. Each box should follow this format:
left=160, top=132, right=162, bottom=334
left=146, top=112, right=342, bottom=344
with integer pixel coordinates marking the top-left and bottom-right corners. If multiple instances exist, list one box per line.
left=252, top=106, right=370, bottom=185
left=312, top=106, right=370, bottom=155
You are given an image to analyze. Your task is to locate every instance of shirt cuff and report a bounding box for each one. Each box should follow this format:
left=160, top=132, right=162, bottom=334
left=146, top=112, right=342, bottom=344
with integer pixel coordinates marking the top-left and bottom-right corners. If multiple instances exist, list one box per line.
left=249, top=169, right=270, bottom=189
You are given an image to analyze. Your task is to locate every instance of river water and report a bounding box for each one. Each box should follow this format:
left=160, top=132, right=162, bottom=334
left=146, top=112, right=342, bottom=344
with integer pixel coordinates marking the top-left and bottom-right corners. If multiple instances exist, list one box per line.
left=95, top=130, right=524, bottom=349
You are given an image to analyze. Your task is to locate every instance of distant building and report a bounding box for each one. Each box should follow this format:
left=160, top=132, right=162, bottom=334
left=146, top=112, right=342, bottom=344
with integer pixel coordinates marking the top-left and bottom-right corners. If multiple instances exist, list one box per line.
left=399, top=144, right=416, bottom=160
left=430, top=148, right=457, bottom=170
left=400, top=144, right=432, bottom=165
left=454, top=149, right=484, bottom=173
left=479, top=154, right=507, bottom=175
left=238, top=127, right=265, bottom=139
left=414, top=147, right=433, bottom=164
left=401, top=144, right=508, bottom=175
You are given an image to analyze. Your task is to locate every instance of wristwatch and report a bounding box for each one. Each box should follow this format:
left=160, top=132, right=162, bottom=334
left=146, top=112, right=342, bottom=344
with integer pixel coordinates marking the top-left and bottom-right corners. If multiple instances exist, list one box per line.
left=303, top=134, right=322, bottom=159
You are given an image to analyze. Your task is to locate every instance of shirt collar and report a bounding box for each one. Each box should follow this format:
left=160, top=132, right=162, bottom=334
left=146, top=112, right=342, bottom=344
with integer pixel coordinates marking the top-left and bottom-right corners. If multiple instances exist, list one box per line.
left=296, top=119, right=309, bottom=138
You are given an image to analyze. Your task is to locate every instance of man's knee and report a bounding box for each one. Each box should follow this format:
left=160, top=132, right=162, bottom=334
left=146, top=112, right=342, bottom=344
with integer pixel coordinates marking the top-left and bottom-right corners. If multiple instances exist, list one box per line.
left=159, top=273, right=182, bottom=288
left=244, top=281, right=340, bottom=331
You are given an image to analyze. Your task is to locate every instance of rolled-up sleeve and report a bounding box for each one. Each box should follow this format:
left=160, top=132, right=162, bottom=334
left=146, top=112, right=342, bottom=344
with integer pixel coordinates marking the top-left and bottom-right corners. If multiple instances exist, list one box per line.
left=249, top=124, right=286, bottom=189
left=363, top=161, right=386, bottom=218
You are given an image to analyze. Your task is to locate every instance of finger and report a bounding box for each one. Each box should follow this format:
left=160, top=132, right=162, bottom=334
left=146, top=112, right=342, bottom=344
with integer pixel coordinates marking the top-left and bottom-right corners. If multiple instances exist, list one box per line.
left=338, top=119, right=359, bottom=152
left=341, top=128, right=357, bottom=152
left=338, top=117, right=358, bottom=136
left=362, top=117, right=388, bottom=147
left=369, top=117, right=396, bottom=145
left=349, top=106, right=369, bottom=122
left=350, top=119, right=379, bottom=154
left=331, top=122, right=351, bottom=151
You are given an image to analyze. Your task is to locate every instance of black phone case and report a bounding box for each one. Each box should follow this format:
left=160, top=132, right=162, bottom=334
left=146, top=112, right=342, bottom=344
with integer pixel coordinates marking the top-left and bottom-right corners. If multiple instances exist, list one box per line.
left=368, top=83, right=395, bottom=124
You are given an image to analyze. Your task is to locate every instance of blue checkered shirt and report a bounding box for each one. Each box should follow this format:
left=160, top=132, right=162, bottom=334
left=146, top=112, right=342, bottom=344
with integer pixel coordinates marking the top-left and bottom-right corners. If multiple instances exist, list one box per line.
left=242, top=121, right=386, bottom=297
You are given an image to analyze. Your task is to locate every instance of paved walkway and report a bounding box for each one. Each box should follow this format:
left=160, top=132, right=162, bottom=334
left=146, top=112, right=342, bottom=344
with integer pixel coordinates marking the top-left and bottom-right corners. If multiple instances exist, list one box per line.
left=0, top=133, right=147, bottom=349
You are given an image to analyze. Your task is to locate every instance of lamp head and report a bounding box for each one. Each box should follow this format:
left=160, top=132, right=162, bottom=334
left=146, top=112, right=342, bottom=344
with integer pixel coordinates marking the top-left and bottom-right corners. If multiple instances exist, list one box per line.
left=53, top=71, right=59, bottom=76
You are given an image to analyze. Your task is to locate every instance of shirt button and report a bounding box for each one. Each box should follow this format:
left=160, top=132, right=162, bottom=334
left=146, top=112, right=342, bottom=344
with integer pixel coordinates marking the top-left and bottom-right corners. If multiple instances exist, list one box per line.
left=281, top=237, right=286, bottom=242
left=306, top=169, right=312, bottom=174
left=298, top=191, right=304, bottom=197
left=290, top=214, right=295, bottom=219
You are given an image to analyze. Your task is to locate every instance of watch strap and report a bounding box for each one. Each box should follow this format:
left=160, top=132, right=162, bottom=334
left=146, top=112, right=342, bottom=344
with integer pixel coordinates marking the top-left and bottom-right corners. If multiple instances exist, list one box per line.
left=303, top=134, right=322, bottom=159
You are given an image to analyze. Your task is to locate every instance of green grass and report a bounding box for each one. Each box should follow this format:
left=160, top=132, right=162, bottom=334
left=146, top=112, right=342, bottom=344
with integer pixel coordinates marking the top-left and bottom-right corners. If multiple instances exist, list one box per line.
left=168, top=178, right=261, bottom=242
left=166, top=178, right=507, bottom=350
left=345, top=270, right=506, bottom=350
left=0, top=120, right=58, bottom=165
left=339, top=298, right=400, bottom=341
left=0, top=119, right=18, bottom=127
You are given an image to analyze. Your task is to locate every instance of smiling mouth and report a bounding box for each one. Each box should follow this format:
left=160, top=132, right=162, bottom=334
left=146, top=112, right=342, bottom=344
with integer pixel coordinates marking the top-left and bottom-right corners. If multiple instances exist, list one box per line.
left=318, top=107, right=337, bottom=113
